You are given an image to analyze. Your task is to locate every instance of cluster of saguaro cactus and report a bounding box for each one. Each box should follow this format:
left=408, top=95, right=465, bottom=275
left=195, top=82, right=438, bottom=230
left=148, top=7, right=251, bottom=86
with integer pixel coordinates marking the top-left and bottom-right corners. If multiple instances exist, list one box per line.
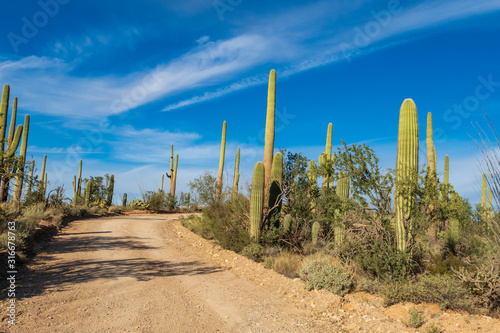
left=231, top=147, right=240, bottom=200
left=216, top=121, right=226, bottom=202
left=250, top=161, right=265, bottom=242
left=167, top=145, right=179, bottom=198
left=395, top=99, right=419, bottom=252
left=0, top=85, right=29, bottom=204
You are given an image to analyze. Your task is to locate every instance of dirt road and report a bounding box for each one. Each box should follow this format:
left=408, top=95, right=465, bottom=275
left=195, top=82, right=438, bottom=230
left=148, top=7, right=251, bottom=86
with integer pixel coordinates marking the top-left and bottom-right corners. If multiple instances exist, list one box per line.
left=1, top=214, right=498, bottom=333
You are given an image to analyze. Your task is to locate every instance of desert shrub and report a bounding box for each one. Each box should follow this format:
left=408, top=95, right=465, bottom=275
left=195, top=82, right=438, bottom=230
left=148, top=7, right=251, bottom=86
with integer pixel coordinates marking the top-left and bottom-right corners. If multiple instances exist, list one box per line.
left=272, top=254, right=302, bottom=278
left=19, top=202, right=48, bottom=224
left=129, top=199, right=149, bottom=210
left=108, top=205, right=124, bottom=214
left=299, top=259, right=353, bottom=296
left=336, top=223, right=421, bottom=281
left=89, top=206, right=106, bottom=215
left=242, top=243, right=264, bottom=261
left=144, top=191, right=165, bottom=211
left=407, top=307, right=425, bottom=328
left=382, top=274, right=473, bottom=311
left=426, top=323, right=444, bottom=333
left=197, top=197, right=250, bottom=252
left=188, top=171, right=218, bottom=207
left=454, top=254, right=500, bottom=313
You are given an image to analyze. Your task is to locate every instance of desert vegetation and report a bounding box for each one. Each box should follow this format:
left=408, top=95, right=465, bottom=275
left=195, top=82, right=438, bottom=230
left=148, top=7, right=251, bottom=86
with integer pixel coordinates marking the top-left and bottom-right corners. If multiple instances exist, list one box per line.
left=1, top=68, right=498, bottom=320
left=182, top=70, right=500, bottom=318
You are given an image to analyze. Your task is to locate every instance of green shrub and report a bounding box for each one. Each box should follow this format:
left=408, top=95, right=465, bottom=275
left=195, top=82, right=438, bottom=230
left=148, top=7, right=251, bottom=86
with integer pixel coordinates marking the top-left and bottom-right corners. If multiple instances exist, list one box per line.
left=144, top=191, right=165, bottom=211
left=407, top=307, right=425, bottom=328
left=242, top=243, right=264, bottom=261
left=382, top=274, right=473, bottom=311
left=426, top=323, right=444, bottom=333
left=129, top=199, right=149, bottom=210
left=299, top=259, right=353, bottom=296
left=108, top=205, right=124, bottom=214
left=197, top=198, right=250, bottom=252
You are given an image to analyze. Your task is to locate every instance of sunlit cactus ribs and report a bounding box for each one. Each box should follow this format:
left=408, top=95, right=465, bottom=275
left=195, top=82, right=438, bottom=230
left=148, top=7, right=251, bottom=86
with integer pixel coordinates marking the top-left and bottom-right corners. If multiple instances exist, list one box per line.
left=250, top=161, right=265, bottom=242
left=395, top=99, right=419, bottom=252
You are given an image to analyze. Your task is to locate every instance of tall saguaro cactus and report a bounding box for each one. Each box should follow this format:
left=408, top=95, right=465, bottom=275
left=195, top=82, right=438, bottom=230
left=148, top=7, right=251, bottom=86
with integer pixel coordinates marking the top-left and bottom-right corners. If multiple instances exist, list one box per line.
left=250, top=162, right=265, bottom=242
left=106, top=174, right=114, bottom=206
left=77, top=160, right=83, bottom=196
left=216, top=121, right=227, bottom=202
left=171, top=155, right=178, bottom=198
left=231, top=147, right=240, bottom=200
left=395, top=99, right=419, bottom=252
left=268, top=152, right=283, bottom=228
left=13, top=115, right=30, bottom=205
left=39, top=155, right=47, bottom=194
left=160, top=174, right=164, bottom=193
left=122, top=193, right=127, bottom=207
left=324, top=123, right=333, bottom=188
left=167, top=145, right=179, bottom=198
left=263, top=69, right=276, bottom=207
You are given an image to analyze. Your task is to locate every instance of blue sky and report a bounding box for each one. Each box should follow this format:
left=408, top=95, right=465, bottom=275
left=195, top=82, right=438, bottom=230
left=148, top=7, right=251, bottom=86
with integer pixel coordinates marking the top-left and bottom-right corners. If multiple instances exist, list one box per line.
left=1, top=0, right=500, bottom=204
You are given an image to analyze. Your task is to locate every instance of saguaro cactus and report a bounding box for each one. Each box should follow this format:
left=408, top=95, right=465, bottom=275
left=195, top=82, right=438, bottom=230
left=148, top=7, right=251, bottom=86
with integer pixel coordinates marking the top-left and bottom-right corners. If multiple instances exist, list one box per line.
left=216, top=121, right=226, bottom=202
left=171, top=155, right=179, bottom=198
left=77, top=160, right=83, bottom=196
left=444, top=155, right=449, bottom=185
left=13, top=115, right=30, bottom=205
left=231, top=147, right=240, bottom=200
left=312, top=221, right=320, bottom=246
left=324, top=123, right=333, bottom=188
left=39, top=155, right=47, bottom=194
left=0, top=85, right=23, bottom=202
left=263, top=69, right=276, bottom=207
left=335, top=172, right=350, bottom=246
left=268, top=152, right=283, bottom=228
left=250, top=162, right=265, bottom=242
left=395, top=99, right=419, bottom=252
left=122, top=193, right=127, bottom=207
left=106, top=174, right=114, bottom=206
left=160, top=174, right=164, bottom=193
left=26, top=159, right=34, bottom=197
left=85, top=180, right=92, bottom=206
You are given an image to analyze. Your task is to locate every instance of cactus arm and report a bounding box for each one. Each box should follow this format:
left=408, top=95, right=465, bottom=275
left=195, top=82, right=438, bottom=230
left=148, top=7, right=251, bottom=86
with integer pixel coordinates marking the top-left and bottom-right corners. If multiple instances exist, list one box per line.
left=0, top=85, right=10, bottom=154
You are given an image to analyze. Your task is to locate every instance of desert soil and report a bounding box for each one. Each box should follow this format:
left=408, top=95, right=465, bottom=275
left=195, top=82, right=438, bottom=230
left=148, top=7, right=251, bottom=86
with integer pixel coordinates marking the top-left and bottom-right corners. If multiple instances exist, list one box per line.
left=0, top=214, right=498, bottom=333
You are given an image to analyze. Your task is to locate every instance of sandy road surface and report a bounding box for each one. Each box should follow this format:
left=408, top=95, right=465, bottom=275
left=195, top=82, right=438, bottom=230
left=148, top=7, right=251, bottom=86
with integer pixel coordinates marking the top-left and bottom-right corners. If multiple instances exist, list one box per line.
left=0, top=214, right=326, bottom=333
left=1, top=214, right=499, bottom=333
